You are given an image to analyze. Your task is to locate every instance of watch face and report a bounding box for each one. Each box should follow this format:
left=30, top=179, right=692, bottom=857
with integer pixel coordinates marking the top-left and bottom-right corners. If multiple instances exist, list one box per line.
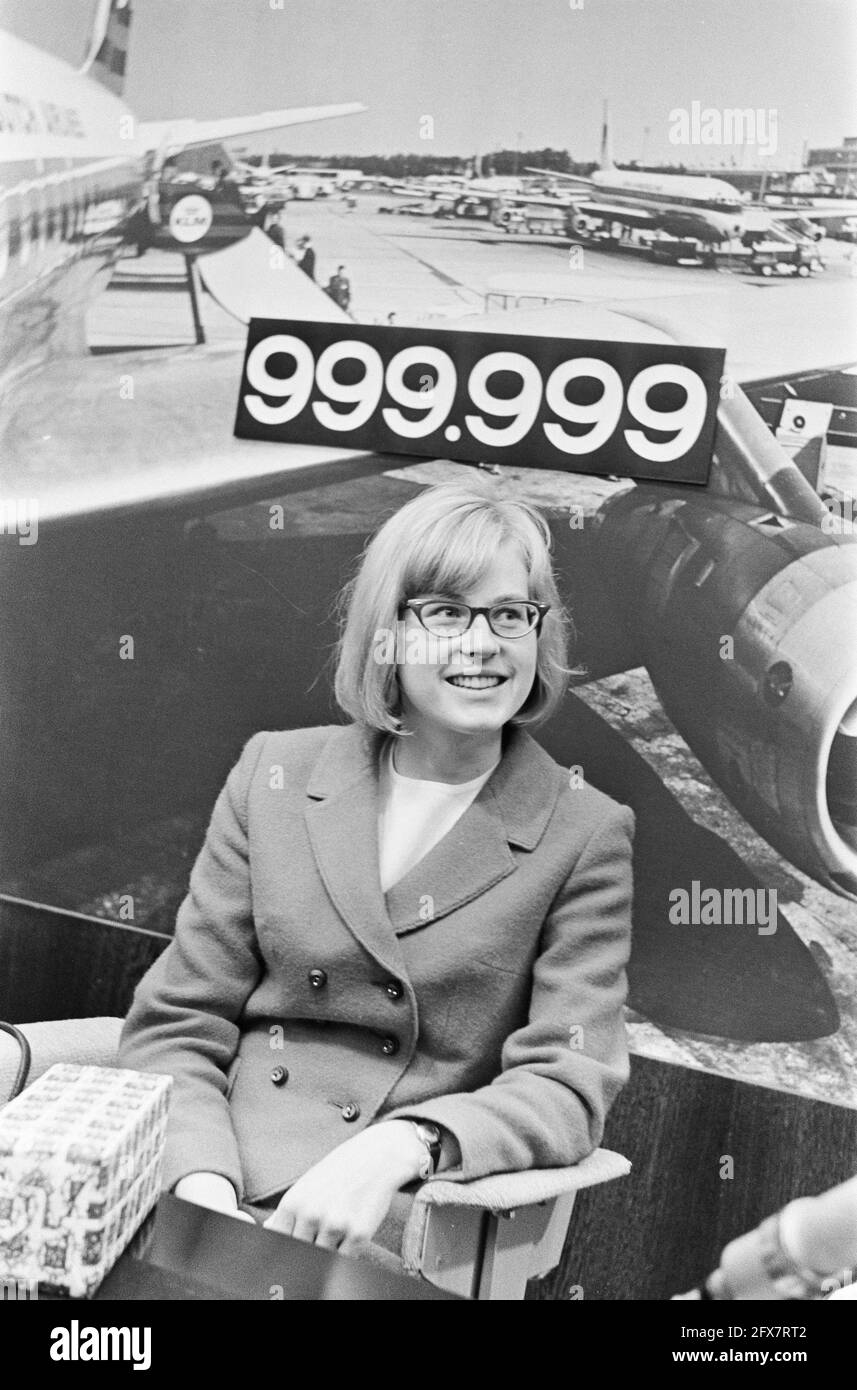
left=418, top=1123, right=442, bottom=1166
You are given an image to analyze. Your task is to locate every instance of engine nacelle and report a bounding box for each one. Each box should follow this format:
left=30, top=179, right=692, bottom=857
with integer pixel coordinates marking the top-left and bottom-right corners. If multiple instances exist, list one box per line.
left=591, top=486, right=857, bottom=900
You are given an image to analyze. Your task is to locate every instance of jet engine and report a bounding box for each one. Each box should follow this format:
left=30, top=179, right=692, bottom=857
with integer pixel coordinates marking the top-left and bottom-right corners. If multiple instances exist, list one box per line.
left=589, top=485, right=857, bottom=900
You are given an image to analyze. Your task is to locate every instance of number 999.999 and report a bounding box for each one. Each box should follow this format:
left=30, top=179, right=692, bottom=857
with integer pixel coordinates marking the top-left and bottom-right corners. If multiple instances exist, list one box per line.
left=236, top=324, right=722, bottom=482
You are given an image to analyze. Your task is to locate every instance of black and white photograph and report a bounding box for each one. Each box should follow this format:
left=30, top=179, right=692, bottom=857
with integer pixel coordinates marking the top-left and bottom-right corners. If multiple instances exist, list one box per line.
left=0, top=0, right=856, bottom=1340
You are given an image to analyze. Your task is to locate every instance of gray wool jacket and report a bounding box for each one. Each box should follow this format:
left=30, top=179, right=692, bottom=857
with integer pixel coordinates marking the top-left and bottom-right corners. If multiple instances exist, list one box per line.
left=118, top=721, right=635, bottom=1203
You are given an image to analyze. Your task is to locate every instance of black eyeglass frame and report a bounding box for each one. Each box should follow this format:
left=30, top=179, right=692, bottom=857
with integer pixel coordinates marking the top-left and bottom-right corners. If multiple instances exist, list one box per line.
left=399, top=599, right=551, bottom=639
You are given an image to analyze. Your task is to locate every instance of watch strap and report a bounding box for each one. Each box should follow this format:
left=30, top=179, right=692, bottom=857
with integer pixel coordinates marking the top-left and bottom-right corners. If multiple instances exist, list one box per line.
left=409, top=1120, right=442, bottom=1179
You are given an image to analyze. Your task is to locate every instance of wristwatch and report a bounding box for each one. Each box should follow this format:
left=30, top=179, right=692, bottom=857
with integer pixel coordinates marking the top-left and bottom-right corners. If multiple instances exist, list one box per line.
left=410, top=1121, right=442, bottom=1180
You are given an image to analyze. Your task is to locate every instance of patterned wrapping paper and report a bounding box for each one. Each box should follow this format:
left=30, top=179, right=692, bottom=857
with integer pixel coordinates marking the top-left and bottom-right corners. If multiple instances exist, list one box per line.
left=0, top=1063, right=172, bottom=1297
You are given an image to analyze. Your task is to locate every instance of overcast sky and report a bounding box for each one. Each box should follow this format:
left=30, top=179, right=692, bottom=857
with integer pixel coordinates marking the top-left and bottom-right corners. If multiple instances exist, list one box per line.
left=4, top=0, right=856, bottom=165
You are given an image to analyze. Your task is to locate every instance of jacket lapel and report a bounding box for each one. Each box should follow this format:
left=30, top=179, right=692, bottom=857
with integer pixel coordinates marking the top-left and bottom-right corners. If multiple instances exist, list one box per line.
left=384, top=724, right=564, bottom=935
left=304, top=722, right=565, bottom=959
left=304, top=723, right=408, bottom=978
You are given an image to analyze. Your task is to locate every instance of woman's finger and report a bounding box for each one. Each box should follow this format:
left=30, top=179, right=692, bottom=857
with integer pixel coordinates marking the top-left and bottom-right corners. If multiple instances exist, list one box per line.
left=314, top=1223, right=348, bottom=1251
left=263, top=1205, right=296, bottom=1236
left=229, top=1210, right=257, bottom=1225
left=290, top=1212, right=321, bottom=1245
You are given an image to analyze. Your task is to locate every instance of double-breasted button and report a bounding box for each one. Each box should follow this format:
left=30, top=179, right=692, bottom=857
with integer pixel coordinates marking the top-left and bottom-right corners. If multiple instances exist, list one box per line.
left=384, top=979, right=403, bottom=1000
left=380, top=1036, right=399, bottom=1056
left=270, top=1066, right=289, bottom=1087
left=308, top=968, right=328, bottom=990
left=341, top=1102, right=361, bottom=1122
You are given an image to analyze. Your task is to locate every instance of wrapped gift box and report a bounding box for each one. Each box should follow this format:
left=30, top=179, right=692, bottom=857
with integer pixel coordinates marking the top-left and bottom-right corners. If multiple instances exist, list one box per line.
left=0, top=1063, right=171, bottom=1297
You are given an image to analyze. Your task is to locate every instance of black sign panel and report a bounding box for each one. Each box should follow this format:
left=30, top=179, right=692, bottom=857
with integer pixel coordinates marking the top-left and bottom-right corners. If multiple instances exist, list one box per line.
left=234, top=319, right=725, bottom=484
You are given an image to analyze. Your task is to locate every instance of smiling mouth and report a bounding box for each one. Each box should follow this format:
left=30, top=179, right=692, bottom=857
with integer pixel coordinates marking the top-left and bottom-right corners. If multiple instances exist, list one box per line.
left=445, top=674, right=509, bottom=690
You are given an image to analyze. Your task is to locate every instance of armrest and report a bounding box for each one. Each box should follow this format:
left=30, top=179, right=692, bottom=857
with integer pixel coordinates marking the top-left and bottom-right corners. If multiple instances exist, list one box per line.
left=0, top=1017, right=123, bottom=1104
left=413, top=1147, right=631, bottom=1212
left=402, top=1148, right=631, bottom=1291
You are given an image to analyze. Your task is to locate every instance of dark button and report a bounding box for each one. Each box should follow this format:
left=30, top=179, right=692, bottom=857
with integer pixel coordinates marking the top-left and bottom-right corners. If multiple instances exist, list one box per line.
left=384, top=980, right=403, bottom=1000
left=341, top=1102, right=361, bottom=1122
left=380, top=1036, right=399, bottom=1056
left=308, top=968, right=328, bottom=990
left=270, top=1066, right=288, bottom=1087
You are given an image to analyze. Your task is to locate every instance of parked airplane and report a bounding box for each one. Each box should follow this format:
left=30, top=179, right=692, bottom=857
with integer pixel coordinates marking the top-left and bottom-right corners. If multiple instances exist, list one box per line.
left=527, top=103, right=749, bottom=244
left=0, top=0, right=365, bottom=379
left=761, top=194, right=857, bottom=240
left=529, top=104, right=854, bottom=248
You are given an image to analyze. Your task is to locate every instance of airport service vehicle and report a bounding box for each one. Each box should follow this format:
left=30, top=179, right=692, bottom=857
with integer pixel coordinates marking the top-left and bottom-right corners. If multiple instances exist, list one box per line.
left=498, top=203, right=567, bottom=236
left=437, top=193, right=501, bottom=221
left=288, top=175, right=325, bottom=200
left=378, top=199, right=438, bottom=216
left=749, top=243, right=826, bottom=277
left=568, top=213, right=704, bottom=265
left=647, top=235, right=705, bottom=266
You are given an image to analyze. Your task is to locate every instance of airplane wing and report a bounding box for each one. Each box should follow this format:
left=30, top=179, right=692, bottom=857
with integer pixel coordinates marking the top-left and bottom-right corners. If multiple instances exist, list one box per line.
left=0, top=344, right=390, bottom=525
left=500, top=192, right=578, bottom=209
left=765, top=202, right=857, bottom=226
left=197, top=229, right=352, bottom=325
left=525, top=166, right=594, bottom=188
left=577, top=202, right=657, bottom=228
left=139, top=103, right=367, bottom=156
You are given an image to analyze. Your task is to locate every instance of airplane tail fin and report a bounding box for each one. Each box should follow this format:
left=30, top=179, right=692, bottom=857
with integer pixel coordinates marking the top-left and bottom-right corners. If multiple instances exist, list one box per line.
left=78, top=0, right=132, bottom=97
left=600, top=99, right=615, bottom=170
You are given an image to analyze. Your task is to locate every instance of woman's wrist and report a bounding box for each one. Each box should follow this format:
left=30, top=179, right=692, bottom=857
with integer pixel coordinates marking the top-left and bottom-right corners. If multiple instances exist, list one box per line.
left=376, top=1119, right=433, bottom=1184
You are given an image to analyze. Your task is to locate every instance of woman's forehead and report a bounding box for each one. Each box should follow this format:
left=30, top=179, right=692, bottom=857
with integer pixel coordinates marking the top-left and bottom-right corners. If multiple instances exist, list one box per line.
left=412, top=530, right=528, bottom=573
left=412, top=548, right=532, bottom=597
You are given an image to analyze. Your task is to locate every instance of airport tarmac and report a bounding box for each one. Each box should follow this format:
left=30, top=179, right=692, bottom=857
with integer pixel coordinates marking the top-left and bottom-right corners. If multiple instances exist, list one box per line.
left=94, top=195, right=857, bottom=376
left=83, top=194, right=857, bottom=1108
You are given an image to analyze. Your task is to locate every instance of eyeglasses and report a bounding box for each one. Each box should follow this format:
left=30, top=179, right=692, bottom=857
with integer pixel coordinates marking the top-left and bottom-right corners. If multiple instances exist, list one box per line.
left=400, top=599, right=550, bottom=639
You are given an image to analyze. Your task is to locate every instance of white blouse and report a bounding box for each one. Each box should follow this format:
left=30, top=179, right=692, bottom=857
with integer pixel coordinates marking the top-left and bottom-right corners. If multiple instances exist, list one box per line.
left=377, top=739, right=500, bottom=893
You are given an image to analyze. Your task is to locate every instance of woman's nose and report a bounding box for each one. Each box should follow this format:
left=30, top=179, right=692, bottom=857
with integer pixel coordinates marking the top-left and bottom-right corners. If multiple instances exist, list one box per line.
left=466, top=614, right=501, bottom=656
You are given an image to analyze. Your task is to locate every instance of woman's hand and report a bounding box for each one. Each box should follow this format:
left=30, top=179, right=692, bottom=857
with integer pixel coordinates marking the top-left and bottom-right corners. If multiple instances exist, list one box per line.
left=174, top=1171, right=256, bottom=1224
left=262, top=1120, right=425, bottom=1256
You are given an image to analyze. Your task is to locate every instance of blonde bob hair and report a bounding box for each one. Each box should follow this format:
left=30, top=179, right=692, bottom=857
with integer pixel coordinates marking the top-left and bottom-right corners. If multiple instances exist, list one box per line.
left=334, top=481, right=575, bottom=736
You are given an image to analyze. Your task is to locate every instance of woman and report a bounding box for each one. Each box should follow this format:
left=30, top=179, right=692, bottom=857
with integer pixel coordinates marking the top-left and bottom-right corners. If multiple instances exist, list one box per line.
left=118, top=480, right=635, bottom=1275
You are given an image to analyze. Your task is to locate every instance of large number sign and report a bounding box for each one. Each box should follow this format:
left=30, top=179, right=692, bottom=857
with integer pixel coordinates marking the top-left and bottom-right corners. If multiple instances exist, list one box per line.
left=234, top=319, right=725, bottom=484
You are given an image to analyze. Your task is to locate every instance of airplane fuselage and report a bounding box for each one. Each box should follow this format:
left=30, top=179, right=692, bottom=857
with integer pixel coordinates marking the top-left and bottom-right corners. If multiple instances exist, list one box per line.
left=0, top=21, right=365, bottom=391
left=0, top=31, right=146, bottom=386
left=589, top=169, right=746, bottom=237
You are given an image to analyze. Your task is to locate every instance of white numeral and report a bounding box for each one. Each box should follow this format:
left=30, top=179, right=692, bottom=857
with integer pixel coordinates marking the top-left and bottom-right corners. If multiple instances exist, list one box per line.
left=244, top=334, right=315, bottom=425
left=624, top=364, right=708, bottom=463
left=312, top=340, right=385, bottom=431
left=382, top=347, right=457, bottom=438
left=465, top=351, right=543, bottom=447
left=543, top=358, right=624, bottom=454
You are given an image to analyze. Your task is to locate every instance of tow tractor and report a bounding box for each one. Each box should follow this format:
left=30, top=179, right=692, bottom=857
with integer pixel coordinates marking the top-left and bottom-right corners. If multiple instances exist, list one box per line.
left=747, top=240, right=826, bottom=277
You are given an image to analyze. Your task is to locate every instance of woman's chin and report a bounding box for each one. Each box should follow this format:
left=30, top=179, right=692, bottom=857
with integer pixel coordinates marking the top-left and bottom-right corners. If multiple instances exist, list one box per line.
left=435, top=693, right=514, bottom=735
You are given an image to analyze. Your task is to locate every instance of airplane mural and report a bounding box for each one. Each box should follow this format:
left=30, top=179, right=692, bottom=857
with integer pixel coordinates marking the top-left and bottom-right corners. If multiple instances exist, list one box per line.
left=1, top=2, right=856, bottom=1055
